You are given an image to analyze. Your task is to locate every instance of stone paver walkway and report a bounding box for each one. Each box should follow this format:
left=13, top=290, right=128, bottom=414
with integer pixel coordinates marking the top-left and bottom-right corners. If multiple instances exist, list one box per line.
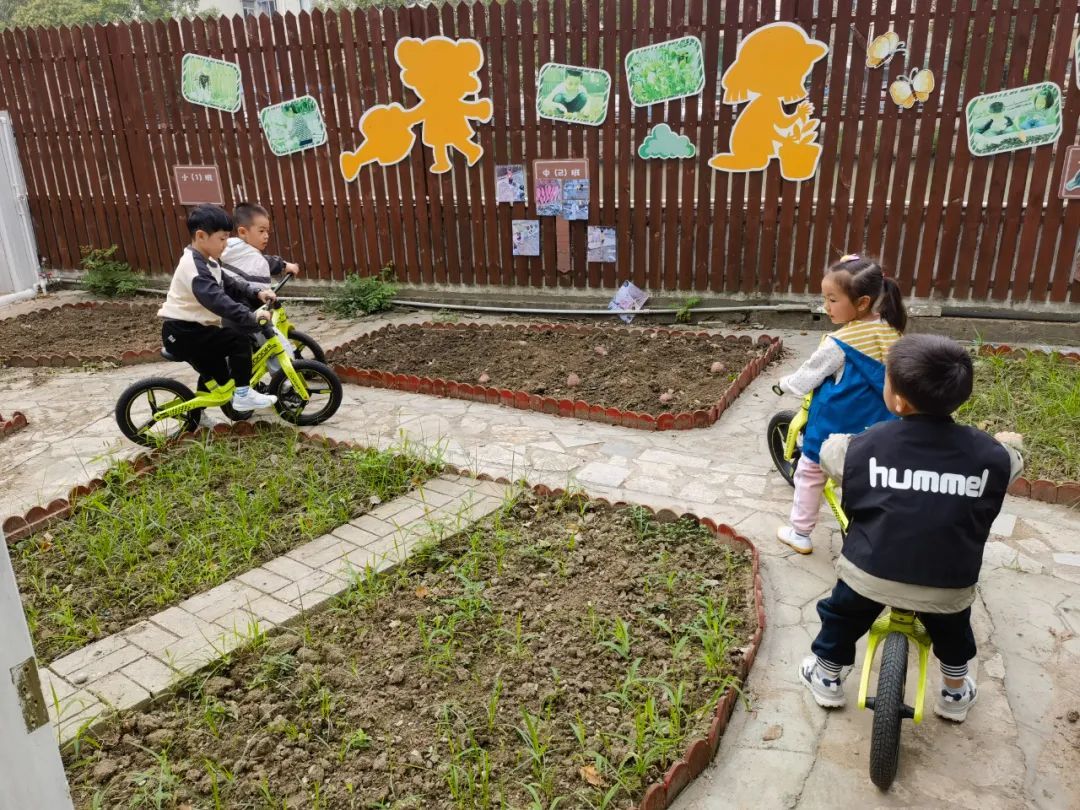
left=2, top=294, right=1078, bottom=808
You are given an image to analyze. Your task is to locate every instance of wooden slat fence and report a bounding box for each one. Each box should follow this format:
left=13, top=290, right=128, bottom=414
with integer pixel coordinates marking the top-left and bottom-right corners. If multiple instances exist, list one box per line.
left=0, top=0, right=1077, bottom=303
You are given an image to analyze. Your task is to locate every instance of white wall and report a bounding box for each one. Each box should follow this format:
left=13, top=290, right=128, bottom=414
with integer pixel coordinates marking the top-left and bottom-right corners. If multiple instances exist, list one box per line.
left=197, top=0, right=314, bottom=19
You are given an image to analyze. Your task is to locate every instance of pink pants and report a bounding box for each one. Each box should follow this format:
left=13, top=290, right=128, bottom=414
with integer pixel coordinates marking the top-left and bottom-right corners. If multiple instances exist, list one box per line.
left=790, top=458, right=827, bottom=536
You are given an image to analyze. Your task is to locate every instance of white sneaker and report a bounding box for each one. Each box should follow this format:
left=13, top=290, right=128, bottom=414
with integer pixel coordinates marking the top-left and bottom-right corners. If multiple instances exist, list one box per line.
left=799, top=655, right=846, bottom=708
left=231, top=388, right=277, bottom=411
left=934, top=676, right=977, bottom=722
left=777, top=526, right=813, bottom=555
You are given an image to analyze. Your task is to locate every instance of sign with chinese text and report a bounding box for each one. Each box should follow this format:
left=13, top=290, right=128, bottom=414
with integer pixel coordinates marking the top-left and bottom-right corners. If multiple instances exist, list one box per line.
left=173, top=165, right=224, bottom=205
left=532, top=159, right=589, bottom=219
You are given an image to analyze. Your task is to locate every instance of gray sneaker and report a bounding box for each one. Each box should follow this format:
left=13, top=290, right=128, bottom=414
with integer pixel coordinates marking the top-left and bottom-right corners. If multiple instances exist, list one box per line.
left=799, top=655, right=846, bottom=708
left=934, top=676, right=977, bottom=722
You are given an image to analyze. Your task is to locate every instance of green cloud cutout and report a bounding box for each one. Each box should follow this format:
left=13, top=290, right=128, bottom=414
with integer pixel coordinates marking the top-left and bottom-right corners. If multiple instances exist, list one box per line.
left=638, top=123, right=697, bottom=159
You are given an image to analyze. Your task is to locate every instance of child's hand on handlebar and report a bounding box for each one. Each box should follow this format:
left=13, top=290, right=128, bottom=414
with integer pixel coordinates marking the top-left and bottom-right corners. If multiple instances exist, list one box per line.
left=254, top=306, right=273, bottom=324
left=257, top=289, right=277, bottom=305
left=284, top=262, right=301, bottom=277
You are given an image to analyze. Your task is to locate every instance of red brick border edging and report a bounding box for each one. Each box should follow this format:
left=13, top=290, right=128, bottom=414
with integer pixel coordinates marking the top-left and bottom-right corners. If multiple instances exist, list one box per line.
left=0, top=411, right=28, bottom=438
left=978, top=345, right=1080, bottom=507
left=329, top=321, right=783, bottom=431
left=0, top=301, right=161, bottom=368
left=2, top=421, right=764, bottom=808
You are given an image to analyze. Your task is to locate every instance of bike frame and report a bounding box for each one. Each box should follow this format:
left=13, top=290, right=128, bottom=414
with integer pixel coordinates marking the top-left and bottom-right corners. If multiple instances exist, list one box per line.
left=858, top=609, right=933, bottom=724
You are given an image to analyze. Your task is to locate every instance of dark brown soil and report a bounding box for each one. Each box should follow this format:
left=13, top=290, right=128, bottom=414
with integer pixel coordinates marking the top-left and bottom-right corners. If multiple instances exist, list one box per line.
left=66, top=493, right=756, bottom=809
left=330, top=325, right=771, bottom=414
left=0, top=304, right=160, bottom=361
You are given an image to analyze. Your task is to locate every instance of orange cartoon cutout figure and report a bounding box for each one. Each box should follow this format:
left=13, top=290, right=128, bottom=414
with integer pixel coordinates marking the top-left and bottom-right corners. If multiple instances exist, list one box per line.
left=340, top=36, right=493, bottom=179
left=708, top=22, right=829, bottom=182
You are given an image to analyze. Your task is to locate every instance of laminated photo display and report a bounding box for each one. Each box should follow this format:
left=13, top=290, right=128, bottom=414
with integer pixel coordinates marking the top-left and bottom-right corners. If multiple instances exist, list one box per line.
left=965, top=82, right=1062, bottom=158
left=625, top=36, right=705, bottom=107
left=587, top=226, right=616, bottom=263
left=181, top=54, right=242, bottom=113
left=537, top=63, right=612, bottom=126
left=495, top=164, right=527, bottom=203
left=511, top=220, right=540, bottom=256
left=259, top=96, right=328, bottom=157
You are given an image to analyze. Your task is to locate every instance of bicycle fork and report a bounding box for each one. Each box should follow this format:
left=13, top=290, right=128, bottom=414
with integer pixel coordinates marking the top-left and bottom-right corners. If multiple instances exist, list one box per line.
left=858, top=610, right=933, bottom=724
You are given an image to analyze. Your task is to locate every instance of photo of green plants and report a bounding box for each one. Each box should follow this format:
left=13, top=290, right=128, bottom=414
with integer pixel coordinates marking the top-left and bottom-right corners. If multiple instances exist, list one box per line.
left=625, top=35, right=705, bottom=107
left=259, top=95, right=328, bottom=157
left=180, top=53, right=242, bottom=113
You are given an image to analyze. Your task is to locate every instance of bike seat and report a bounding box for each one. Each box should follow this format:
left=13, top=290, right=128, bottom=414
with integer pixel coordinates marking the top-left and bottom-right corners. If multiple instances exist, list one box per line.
left=160, top=347, right=183, bottom=362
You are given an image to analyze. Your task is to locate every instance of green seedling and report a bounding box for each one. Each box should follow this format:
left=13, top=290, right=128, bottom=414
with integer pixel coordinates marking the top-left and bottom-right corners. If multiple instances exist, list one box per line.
left=339, top=728, right=371, bottom=761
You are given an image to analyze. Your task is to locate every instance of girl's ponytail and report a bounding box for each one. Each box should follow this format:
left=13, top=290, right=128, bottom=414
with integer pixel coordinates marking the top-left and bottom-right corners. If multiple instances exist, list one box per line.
left=878, top=275, right=907, bottom=333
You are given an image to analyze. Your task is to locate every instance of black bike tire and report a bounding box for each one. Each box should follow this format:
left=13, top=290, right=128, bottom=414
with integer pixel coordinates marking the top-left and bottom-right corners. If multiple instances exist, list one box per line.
left=269, top=359, right=343, bottom=426
left=220, top=402, right=253, bottom=422
left=286, top=328, right=327, bottom=364
left=766, top=409, right=800, bottom=488
left=115, top=377, right=200, bottom=446
left=869, top=631, right=908, bottom=791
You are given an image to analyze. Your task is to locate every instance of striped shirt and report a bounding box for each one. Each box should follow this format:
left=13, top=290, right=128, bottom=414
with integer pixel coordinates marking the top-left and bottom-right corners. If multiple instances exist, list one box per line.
left=779, top=318, right=901, bottom=396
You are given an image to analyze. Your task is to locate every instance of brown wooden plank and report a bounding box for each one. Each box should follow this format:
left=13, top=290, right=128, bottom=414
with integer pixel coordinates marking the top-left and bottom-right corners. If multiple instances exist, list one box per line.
left=600, top=0, right=619, bottom=289
left=724, top=2, right=757, bottom=293
left=585, top=0, right=602, bottom=289
left=931, top=0, right=996, bottom=298
left=892, top=0, right=953, bottom=293
left=453, top=1, right=488, bottom=286
left=21, top=27, right=80, bottom=270
left=647, top=0, right=668, bottom=292
left=1032, top=3, right=1080, bottom=302
left=824, top=0, right=871, bottom=273
left=740, top=0, right=775, bottom=294
left=881, top=1, right=934, bottom=284
left=661, top=0, right=684, bottom=294
left=567, top=0, right=588, bottom=287
left=864, top=0, right=913, bottom=259
left=520, top=0, right=543, bottom=287
left=56, top=25, right=111, bottom=252
left=552, top=0, right=571, bottom=288
left=312, top=10, right=358, bottom=278
left=45, top=26, right=96, bottom=257
left=693, top=0, right=721, bottom=291
left=537, top=0, right=557, bottom=287
left=970, top=0, right=1035, bottom=301
left=503, top=1, right=527, bottom=287
left=951, top=0, right=1017, bottom=299
left=443, top=2, right=476, bottom=287
left=484, top=1, right=511, bottom=287
left=774, top=0, right=816, bottom=292
left=710, top=0, right=741, bottom=291
left=807, top=0, right=855, bottom=288
left=339, top=10, right=385, bottom=276
left=138, top=21, right=190, bottom=265
left=362, top=7, right=408, bottom=278
left=990, top=0, right=1058, bottom=301
left=912, top=0, right=972, bottom=298
left=617, top=0, right=635, bottom=289
left=0, top=29, right=61, bottom=267
left=422, top=3, right=460, bottom=286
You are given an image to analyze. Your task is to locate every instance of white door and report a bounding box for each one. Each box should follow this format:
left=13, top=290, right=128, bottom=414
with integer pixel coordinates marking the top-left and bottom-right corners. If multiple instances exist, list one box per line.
left=0, top=527, right=73, bottom=809
left=0, top=110, right=40, bottom=297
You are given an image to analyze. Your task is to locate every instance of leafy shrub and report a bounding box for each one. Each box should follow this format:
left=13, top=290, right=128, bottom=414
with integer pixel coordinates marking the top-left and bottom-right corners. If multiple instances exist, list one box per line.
left=324, top=267, right=397, bottom=318
left=80, top=246, right=142, bottom=298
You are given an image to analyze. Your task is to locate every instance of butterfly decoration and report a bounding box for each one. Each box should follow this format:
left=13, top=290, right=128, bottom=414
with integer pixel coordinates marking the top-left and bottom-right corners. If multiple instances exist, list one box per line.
left=890, top=68, right=935, bottom=109
left=866, top=31, right=907, bottom=68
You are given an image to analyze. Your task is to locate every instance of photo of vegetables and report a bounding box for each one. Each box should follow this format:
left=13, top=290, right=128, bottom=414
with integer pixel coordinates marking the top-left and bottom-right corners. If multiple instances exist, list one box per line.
left=624, top=36, right=705, bottom=107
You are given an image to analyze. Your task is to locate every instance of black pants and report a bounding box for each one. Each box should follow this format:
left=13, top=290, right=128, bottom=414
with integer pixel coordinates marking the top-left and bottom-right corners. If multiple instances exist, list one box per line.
left=162, top=320, right=253, bottom=391
left=811, top=579, right=976, bottom=668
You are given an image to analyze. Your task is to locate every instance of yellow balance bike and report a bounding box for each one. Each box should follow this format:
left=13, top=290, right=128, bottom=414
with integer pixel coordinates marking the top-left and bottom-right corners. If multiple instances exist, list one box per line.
left=768, top=386, right=932, bottom=790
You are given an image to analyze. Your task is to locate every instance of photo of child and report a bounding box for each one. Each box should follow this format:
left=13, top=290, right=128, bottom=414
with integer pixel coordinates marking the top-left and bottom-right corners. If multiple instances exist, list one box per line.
left=511, top=220, right=540, bottom=256
left=587, top=226, right=616, bottom=263
left=537, top=63, right=612, bottom=126
left=495, top=164, right=527, bottom=204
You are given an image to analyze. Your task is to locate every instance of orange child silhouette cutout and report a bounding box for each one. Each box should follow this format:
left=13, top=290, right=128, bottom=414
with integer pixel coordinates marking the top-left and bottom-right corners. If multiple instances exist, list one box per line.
left=708, top=22, right=829, bottom=182
left=340, top=36, right=493, bottom=179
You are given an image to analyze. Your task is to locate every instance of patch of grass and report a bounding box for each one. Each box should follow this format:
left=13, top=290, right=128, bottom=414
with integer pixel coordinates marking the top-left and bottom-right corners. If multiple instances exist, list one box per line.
left=14, top=428, right=437, bottom=662
left=79, top=245, right=142, bottom=298
left=958, top=351, right=1080, bottom=481
left=323, top=267, right=397, bottom=318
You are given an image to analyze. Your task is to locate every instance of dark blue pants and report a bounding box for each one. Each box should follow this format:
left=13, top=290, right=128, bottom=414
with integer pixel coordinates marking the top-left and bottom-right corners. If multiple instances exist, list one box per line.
left=811, top=579, right=976, bottom=668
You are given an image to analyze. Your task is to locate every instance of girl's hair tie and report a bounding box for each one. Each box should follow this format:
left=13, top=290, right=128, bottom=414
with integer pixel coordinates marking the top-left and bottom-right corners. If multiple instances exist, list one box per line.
left=839, top=253, right=860, bottom=262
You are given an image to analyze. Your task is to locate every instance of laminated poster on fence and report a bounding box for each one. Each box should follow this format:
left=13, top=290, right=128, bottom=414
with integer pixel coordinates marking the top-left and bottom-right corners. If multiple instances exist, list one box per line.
left=608, top=281, right=648, bottom=323
left=624, top=35, right=706, bottom=107
left=537, top=63, right=612, bottom=126
left=587, top=226, right=616, bottom=263
left=965, top=82, right=1062, bottom=158
left=511, top=220, right=540, bottom=256
left=495, top=165, right=527, bottom=203
left=259, top=96, right=328, bottom=157
left=181, top=54, right=242, bottom=113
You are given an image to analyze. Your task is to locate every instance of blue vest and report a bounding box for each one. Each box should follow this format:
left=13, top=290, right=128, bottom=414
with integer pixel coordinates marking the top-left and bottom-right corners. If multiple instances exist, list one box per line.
left=803, top=339, right=896, bottom=463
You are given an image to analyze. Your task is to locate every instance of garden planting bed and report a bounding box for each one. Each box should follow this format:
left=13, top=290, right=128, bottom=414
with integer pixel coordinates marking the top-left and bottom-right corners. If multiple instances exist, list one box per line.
left=0, top=301, right=162, bottom=367
left=329, top=322, right=783, bottom=431
left=960, top=345, right=1080, bottom=506
left=7, top=426, right=435, bottom=663
left=64, top=488, right=762, bottom=809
